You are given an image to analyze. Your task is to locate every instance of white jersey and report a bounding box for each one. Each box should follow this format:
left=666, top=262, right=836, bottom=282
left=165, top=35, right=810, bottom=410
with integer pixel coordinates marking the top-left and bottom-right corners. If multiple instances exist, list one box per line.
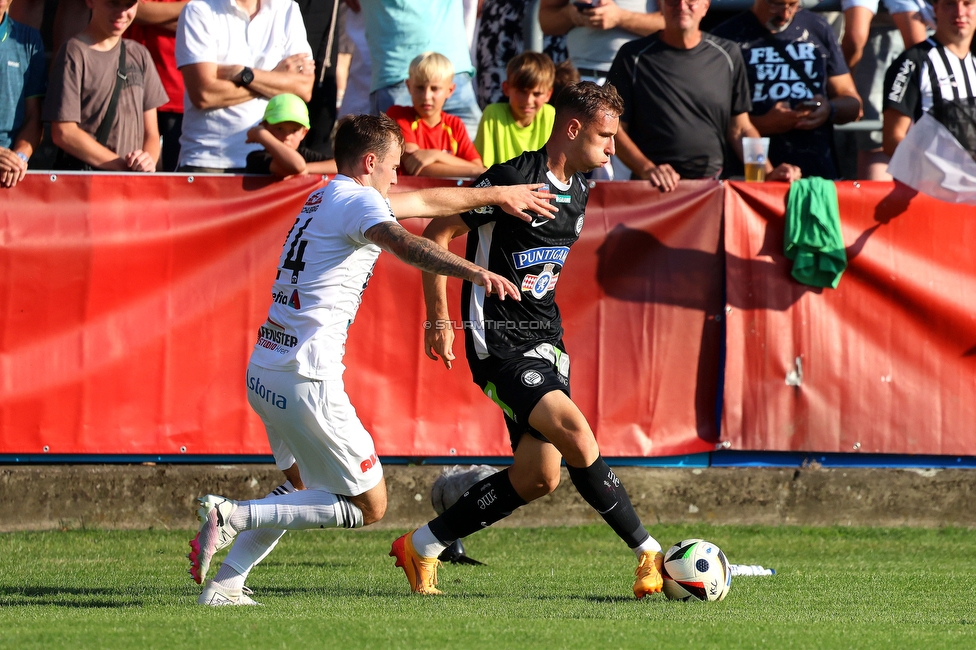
left=249, top=175, right=395, bottom=379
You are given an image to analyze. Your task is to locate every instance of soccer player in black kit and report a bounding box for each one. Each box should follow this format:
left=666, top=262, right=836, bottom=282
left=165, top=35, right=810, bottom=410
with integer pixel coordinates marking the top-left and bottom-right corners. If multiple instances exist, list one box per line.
left=391, top=82, right=665, bottom=599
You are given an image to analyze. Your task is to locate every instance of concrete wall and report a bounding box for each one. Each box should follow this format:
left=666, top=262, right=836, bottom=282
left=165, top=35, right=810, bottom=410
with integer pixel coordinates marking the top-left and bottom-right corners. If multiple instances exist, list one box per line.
left=1, top=464, right=972, bottom=532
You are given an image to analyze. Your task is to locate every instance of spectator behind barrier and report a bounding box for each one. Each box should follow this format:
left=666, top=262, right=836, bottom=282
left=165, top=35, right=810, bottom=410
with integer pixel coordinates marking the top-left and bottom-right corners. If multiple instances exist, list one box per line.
left=842, top=0, right=931, bottom=70
left=607, top=0, right=801, bottom=190
left=175, top=0, right=313, bottom=173
left=552, top=59, right=582, bottom=100
left=840, top=1, right=931, bottom=180
left=474, top=51, right=556, bottom=168
left=360, top=0, right=483, bottom=141
left=474, top=0, right=568, bottom=108
left=336, top=1, right=370, bottom=119
left=541, top=0, right=664, bottom=179
left=43, top=0, right=168, bottom=172
left=0, top=0, right=45, bottom=188
left=712, top=0, right=862, bottom=179
left=882, top=0, right=976, bottom=156
left=387, top=52, right=486, bottom=178
left=539, top=0, right=663, bottom=82
left=293, top=0, right=341, bottom=159
left=244, top=93, right=337, bottom=177
left=128, top=0, right=188, bottom=172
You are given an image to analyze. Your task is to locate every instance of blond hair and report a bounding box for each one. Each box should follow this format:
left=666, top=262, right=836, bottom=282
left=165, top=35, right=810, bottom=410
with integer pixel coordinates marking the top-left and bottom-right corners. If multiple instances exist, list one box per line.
left=408, top=51, right=455, bottom=84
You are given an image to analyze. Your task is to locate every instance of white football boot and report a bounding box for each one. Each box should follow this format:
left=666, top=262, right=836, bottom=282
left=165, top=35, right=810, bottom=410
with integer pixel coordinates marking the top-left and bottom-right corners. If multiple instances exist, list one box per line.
left=197, top=580, right=260, bottom=606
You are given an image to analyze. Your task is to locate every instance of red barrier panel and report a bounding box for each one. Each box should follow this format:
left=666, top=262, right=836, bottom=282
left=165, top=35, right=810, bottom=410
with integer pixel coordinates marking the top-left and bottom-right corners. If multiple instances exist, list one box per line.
left=1, top=173, right=323, bottom=455
left=0, top=174, right=722, bottom=457
left=723, top=181, right=976, bottom=454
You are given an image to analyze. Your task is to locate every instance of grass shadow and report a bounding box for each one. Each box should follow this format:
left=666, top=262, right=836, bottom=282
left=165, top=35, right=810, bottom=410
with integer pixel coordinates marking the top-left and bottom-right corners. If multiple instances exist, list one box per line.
left=0, top=587, right=144, bottom=608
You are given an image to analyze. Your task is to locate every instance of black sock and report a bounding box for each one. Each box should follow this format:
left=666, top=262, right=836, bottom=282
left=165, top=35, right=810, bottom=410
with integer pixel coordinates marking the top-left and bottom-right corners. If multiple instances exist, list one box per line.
left=428, top=468, right=527, bottom=544
left=567, top=456, right=649, bottom=549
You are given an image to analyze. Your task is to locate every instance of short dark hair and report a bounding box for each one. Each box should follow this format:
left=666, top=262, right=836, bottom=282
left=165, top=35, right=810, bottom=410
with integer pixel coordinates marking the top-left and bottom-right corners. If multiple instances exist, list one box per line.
left=506, top=52, right=556, bottom=92
left=552, top=81, right=624, bottom=125
left=333, top=114, right=404, bottom=170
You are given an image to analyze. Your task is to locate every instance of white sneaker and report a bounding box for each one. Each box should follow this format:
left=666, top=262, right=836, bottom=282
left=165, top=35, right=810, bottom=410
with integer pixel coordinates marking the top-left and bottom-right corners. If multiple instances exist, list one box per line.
left=197, top=580, right=261, bottom=606
left=187, top=495, right=239, bottom=584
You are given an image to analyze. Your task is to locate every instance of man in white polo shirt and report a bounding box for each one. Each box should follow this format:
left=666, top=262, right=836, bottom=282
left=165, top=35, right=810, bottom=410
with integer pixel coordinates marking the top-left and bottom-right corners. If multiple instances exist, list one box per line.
left=175, top=0, right=314, bottom=172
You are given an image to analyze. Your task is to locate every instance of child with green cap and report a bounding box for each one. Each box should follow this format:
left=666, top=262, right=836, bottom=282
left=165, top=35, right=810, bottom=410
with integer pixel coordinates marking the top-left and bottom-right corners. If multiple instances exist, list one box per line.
left=245, top=93, right=337, bottom=177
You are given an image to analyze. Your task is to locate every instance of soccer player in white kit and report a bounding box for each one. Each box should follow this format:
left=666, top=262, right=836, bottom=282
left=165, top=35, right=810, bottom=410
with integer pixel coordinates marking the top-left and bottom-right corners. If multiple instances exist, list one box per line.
left=188, top=114, right=557, bottom=605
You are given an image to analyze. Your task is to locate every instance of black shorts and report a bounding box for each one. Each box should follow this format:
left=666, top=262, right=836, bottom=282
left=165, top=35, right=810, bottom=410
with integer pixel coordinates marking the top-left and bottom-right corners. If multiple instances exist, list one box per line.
left=469, top=341, right=571, bottom=451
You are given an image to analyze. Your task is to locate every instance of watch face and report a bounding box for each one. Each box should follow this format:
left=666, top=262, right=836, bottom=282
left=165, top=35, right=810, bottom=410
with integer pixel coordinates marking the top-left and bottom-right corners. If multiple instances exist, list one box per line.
left=241, top=68, right=254, bottom=85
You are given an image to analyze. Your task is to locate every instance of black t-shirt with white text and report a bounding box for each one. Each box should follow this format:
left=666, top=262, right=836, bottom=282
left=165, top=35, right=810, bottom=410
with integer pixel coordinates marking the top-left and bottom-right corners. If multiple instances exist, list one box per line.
left=607, top=33, right=752, bottom=179
left=459, top=149, right=588, bottom=361
left=712, top=10, right=848, bottom=179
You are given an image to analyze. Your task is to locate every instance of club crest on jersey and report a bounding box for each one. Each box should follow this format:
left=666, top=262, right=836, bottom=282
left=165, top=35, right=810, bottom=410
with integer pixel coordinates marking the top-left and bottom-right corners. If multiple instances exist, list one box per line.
left=521, top=263, right=559, bottom=299
left=301, top=191, right=324, bottom=214
left=575, top=215, right=584, bottom=235
left=521, top=370, right=544, bottom=387
left=512, top=246, right=570, bottom=269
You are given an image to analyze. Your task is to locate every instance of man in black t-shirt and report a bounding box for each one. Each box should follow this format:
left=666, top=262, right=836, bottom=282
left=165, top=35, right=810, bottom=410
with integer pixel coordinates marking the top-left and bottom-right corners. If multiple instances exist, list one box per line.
left=712, top=0, right=862, bottom=179
left=606, top=0, right=801, bottom=190
left=390, top=82, right=668, bottom=600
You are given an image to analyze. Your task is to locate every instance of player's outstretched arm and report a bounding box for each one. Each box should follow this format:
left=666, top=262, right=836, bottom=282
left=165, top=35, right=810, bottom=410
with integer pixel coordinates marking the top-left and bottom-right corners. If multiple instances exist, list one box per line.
left=364, top=221, right=519, bottom=300
left=419, top=216, right=473, bottom=369
left=388, top=184, right=557, bottom=223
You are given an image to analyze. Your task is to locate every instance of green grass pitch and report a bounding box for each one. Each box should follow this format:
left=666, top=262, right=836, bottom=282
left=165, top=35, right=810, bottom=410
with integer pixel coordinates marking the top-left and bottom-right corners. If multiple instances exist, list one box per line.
left=1, top=524, right=974, bottom=649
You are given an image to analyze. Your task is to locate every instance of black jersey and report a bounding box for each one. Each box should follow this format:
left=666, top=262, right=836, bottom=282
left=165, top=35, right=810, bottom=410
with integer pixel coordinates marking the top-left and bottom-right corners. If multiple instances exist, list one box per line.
left=459, top=149, right=588, bottom=361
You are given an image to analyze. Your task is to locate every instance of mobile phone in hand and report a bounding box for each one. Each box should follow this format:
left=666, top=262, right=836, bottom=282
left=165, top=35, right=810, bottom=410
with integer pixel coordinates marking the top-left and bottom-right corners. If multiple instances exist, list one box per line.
left=795, top=100, right=822, bottom=111
left=574, top=0, right=598, bottom=10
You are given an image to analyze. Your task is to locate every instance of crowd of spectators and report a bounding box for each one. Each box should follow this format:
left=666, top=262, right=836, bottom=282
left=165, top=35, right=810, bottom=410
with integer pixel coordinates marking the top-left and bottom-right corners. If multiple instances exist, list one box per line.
left=0, top=0, right=970, bottom=190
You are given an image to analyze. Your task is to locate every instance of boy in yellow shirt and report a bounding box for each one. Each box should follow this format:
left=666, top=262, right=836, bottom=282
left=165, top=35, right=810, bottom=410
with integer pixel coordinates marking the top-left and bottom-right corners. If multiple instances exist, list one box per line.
left=475, top=52, right=556, bottom=167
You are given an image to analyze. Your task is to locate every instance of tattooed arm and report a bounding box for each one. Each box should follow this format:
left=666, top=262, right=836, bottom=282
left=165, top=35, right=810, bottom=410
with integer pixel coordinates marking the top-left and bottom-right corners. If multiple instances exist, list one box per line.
left=388, top=183, right=556, bottom=223
left=363, top=221, right=521, bottom=301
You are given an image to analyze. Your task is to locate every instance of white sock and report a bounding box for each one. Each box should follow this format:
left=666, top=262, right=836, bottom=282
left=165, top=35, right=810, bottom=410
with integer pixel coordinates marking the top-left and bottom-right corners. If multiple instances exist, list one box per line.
left=411, top=525, right=447, bottom=559
left=633, top=534, right=662, bottom=558
left=215, top=481, right=294, bottom=590
left=216, top=528, right=286, bottom=590
left=247, top=488, right=364, bottom=530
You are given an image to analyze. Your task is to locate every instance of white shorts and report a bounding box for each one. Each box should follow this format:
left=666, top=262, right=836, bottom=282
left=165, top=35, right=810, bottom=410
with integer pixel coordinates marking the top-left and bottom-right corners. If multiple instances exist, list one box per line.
left=246, top=362, right=383, bottom=497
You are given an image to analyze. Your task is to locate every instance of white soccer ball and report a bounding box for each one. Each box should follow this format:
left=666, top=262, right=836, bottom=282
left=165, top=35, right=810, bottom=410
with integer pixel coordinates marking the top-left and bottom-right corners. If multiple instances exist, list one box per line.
left=661, top=538, right=732, bottom=602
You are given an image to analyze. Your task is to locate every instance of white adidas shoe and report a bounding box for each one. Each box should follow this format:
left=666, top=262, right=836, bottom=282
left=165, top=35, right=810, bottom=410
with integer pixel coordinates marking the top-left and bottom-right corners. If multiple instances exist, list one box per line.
left=187, top=495, right=239, bottom=584
left=197, top=580, right=261, bottom=606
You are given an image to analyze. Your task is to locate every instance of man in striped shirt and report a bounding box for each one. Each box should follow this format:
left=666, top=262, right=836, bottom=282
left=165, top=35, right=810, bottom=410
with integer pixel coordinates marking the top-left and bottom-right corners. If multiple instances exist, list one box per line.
left=882, top=0, right=976, bottom=156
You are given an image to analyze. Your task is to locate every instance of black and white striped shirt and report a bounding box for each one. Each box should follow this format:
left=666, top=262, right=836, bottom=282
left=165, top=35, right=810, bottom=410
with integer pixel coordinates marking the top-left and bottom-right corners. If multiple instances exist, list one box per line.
left=884, top=38, right=976, bottom=121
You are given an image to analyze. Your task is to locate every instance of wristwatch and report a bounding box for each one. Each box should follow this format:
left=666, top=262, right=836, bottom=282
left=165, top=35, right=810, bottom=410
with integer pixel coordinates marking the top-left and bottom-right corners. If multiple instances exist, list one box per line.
left=235, top=67, right=254, bottom=87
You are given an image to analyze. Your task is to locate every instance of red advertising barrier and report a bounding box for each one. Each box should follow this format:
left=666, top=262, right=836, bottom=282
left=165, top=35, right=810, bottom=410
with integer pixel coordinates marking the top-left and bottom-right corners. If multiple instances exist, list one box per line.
left=3, top=175, right=973, bottom=457
left=723, top=181, right=976, bottom=454
left=0, top=174, right=722, bottom=457
left=0, top=173, right=323, bottom=456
